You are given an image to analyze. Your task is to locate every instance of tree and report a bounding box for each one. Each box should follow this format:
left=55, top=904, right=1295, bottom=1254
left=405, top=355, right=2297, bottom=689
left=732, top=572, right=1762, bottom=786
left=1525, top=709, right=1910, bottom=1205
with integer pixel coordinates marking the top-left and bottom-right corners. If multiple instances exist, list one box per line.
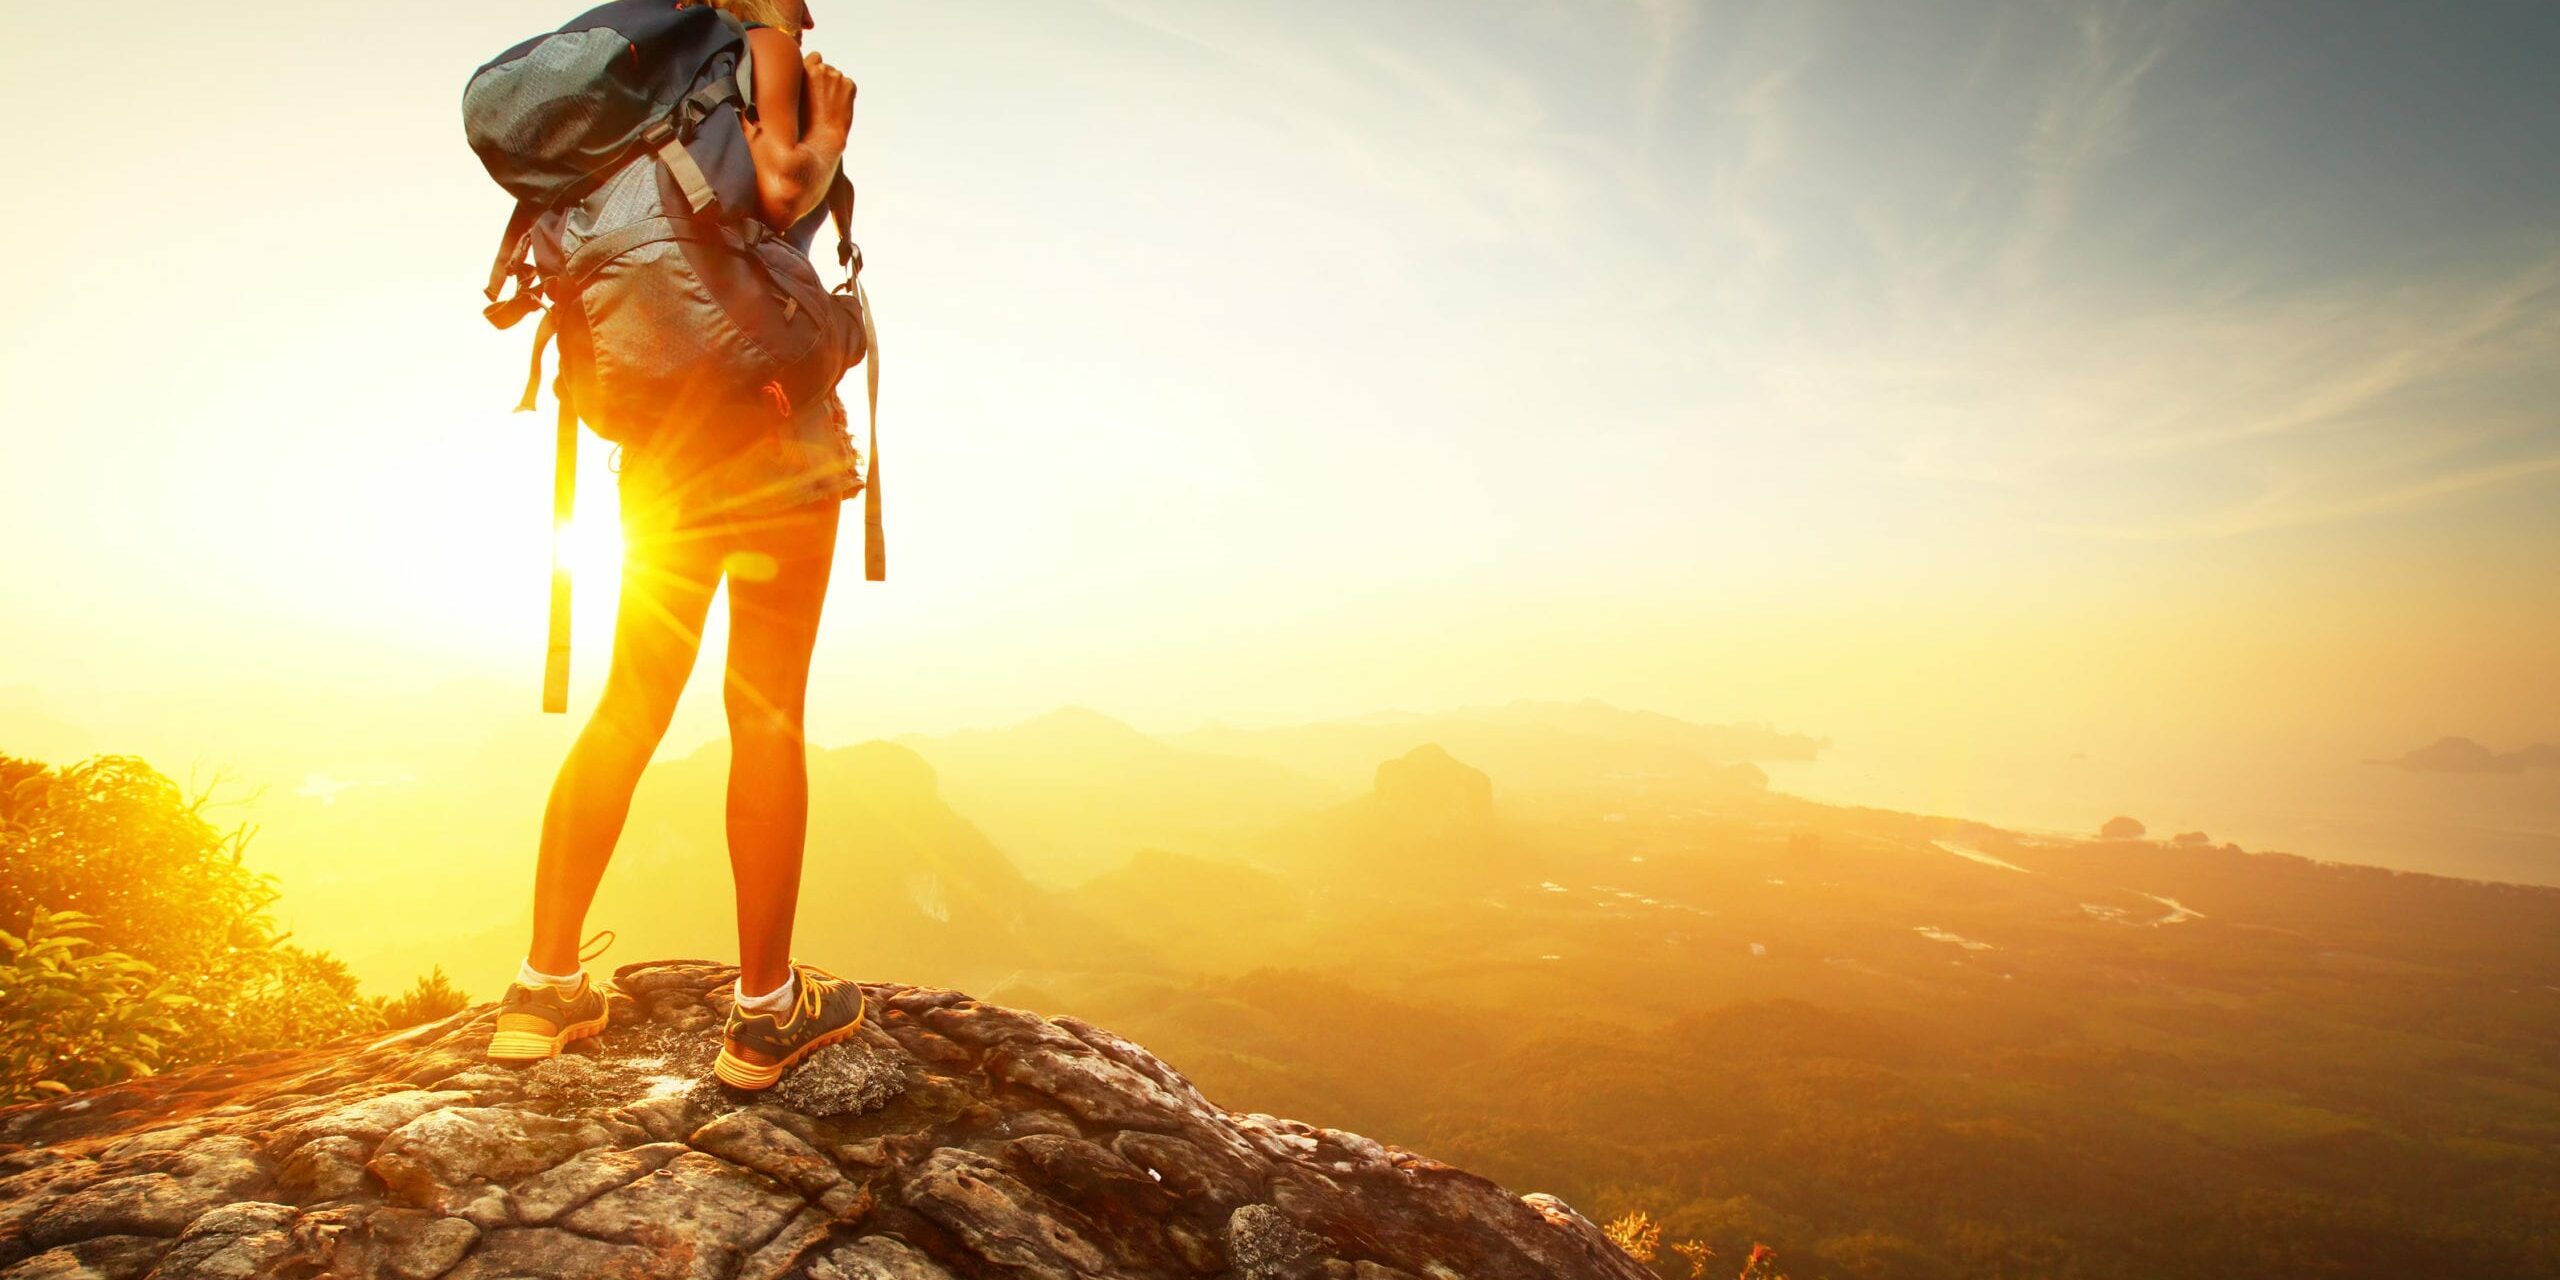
left=2098, top=815, right=2146, bottom=839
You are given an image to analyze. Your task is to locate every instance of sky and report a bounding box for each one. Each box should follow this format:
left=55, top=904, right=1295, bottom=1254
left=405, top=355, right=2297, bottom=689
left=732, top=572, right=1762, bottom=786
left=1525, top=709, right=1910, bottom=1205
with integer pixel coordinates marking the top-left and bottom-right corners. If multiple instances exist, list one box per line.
left=4, top=1, right=2557, bottom=901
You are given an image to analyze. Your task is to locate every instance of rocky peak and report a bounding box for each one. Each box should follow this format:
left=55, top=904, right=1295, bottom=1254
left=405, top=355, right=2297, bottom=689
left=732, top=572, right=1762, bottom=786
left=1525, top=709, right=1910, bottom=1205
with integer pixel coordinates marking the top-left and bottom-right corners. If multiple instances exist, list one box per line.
left=0, top=961, right=1646, bottom=1280
left=1369, top=747, right=1493, bottom=827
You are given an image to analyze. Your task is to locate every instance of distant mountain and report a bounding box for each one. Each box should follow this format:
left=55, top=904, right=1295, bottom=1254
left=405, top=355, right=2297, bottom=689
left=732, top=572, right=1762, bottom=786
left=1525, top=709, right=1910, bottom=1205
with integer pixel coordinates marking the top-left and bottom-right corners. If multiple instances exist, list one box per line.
left=1168, top=698, right=1793, bottom=809
left=900, top=707, right=1344, bottom=887
left=1064, top=848, right=1312, bottom=972
left=594, top=739, right=1135, bottom=990
left=1453, top=699, right=1824, bottom=761
left=1248, top=745, right=1527, bottom=897
left=2378, top=736, right=2560, bottom=774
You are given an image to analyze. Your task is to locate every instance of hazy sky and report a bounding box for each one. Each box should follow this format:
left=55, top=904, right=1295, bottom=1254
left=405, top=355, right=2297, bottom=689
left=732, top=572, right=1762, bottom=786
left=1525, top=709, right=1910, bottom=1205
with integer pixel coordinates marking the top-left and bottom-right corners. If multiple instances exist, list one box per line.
left=4, top=2, right=2556, bottom=856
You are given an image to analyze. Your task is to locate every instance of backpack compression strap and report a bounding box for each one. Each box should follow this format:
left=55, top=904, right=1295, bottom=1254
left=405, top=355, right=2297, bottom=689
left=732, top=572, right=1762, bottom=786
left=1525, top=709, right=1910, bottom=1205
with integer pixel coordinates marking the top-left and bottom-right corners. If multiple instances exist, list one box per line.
left=645, top=76, right=743, bottom=215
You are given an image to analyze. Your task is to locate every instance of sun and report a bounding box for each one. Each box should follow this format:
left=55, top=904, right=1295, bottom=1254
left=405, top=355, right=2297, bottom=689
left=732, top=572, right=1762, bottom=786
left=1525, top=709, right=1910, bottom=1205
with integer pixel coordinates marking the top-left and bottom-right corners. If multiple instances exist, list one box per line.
left=557, top=504, right=626, bottom=594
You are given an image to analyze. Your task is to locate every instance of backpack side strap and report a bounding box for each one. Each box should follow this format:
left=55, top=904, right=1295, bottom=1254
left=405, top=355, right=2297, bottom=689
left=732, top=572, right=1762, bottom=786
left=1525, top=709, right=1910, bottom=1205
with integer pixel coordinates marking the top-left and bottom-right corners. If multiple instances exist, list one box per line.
left=857, top=277, right=882, bottom=582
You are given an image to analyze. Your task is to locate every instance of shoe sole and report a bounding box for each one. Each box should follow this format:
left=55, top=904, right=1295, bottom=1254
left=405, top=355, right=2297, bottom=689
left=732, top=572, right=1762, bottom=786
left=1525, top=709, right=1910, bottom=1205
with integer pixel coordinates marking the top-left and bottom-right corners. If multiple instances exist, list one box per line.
left=713, top=999, right=866, bottom=1091
left=486, top=1006, right=611, bottom=1063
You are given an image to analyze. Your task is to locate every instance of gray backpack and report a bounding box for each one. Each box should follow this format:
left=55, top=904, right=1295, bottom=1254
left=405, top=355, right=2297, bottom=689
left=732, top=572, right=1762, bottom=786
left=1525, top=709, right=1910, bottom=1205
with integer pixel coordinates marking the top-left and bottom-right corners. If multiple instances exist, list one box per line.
left=463, top=0, right=883, bottom=710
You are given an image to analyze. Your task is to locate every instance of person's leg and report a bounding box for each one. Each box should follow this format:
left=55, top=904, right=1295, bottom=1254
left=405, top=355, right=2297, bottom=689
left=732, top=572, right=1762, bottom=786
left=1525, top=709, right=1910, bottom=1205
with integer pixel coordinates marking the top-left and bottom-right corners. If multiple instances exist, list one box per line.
left=524, top=522, right=724, bottom=975
left=717, top=502, right=842, bottom=999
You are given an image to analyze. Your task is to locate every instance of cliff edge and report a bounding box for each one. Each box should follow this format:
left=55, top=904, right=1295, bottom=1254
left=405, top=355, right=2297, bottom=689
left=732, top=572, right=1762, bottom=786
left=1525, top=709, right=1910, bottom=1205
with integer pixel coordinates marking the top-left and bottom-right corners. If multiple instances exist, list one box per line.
left=0, top=960, right=1648, bottom=1280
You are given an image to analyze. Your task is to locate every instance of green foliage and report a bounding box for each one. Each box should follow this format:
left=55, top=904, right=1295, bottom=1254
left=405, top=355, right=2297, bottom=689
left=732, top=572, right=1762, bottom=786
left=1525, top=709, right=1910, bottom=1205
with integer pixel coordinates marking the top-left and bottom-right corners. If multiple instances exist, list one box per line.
left=1, top=754, right=451, bottom=1094
left=374, top=965, right=472, bottom=1030
left=0, top=908, right=192, bottom=1104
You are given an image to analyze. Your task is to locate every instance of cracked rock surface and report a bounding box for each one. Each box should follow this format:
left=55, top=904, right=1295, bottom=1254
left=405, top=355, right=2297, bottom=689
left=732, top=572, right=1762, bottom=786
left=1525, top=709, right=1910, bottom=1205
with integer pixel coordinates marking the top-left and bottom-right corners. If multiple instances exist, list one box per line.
left=0, top=961, right=1648, bottom=1280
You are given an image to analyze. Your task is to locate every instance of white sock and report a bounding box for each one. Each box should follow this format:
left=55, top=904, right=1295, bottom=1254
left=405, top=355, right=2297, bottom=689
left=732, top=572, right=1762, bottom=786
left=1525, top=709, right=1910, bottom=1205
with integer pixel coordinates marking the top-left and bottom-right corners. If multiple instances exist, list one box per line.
left=735, top=973, right=797, bottom=1015
left=517, top=958, right=584, bottom=992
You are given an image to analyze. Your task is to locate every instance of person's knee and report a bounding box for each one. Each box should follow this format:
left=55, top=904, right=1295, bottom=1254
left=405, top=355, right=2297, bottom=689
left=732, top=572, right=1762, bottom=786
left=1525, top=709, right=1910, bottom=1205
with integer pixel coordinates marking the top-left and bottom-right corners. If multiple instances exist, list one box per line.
left=590, top=680, right=684, bottom=752
left=723, top=677, right=807, bottom=748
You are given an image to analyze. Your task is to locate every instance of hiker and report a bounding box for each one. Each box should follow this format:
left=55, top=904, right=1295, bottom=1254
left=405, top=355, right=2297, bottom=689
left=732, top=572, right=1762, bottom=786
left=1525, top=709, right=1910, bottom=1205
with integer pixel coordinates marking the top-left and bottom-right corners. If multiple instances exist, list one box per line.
left=481, top=0, right=870, bottom=1091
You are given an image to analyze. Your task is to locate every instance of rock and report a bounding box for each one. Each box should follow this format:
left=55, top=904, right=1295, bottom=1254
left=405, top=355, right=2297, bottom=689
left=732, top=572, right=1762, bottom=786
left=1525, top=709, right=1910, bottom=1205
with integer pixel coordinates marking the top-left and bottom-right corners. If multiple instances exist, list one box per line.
left=615, top=1092, right=717, bottom=1145
left=0, top=961, right=1649, bottom=1280
left=1229, top=1203, right=1335, bottom=1280
left=23, top=1175, right=223, bottom=1248
left=901, top=1147, right=1114, bottom=1279
left=438, top=1226, right=661, bottom=1280
left=1112, top=1130, right=1260, bottom=1205
left=510, top=1143, right=689, bottom=1225
left=766, top=1031, right=908, bottom=1118
left=0, top=1234, right=169, bottom=1280
left=136, top=1202, right=300, bottom=1280
left=687, top=1110, right=842, bottom=1198
left=264, top=1090, right=473, bottom=1160
left=520, top=1054, right=628, bottom=1114
left=0, top=1161, right=105, bottom=1263
left=367, top=1108, right=611, bottom=1221
left=333, top=1208, right=481, bottom=1280
left=1353, top=1264, right=1423, bottom=1280
left=806, top=1235, right=957, bottom=1280
left=276, top=1134, right=373, bottom=1203
left=732, top=1206, right=832, bottom=1280
left=556, top=1152, right=802, bottom=1270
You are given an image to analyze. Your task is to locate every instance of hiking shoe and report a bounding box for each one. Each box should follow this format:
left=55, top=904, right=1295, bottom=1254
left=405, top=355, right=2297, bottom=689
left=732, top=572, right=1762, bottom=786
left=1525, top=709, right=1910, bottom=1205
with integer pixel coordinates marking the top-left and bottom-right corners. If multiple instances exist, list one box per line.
left=486, top=976, right=610, bottom=1062
left=487, top=931, right=616, bottom=1063
left=714, top=964, right=867, bottom=1091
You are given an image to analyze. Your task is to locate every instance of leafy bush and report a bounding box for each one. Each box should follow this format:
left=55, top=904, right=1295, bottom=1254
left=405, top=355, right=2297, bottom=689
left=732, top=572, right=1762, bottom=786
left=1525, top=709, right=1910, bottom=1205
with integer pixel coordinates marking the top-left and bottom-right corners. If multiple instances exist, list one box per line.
left=1607, top=1209, right=1747, bottom=1279
left=375, top=966, right=472, bottom=1030
left=1, top=754, right=453, bottom=1092
left=0, top=908, right=192, bottom=1104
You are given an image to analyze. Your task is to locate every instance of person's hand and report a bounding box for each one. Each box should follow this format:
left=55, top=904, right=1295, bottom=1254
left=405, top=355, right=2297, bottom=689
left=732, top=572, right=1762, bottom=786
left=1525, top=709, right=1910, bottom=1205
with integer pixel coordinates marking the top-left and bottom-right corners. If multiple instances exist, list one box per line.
left=803, top=52, right=856, bottom=133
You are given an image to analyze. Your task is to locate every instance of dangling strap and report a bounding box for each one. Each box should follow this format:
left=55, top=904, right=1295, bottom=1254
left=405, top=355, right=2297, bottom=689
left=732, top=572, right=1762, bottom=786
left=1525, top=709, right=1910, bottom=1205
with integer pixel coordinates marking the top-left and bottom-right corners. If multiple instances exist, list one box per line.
left=484, top=199, right=538, bottom=303
left=857, top=278, right=883, bottom=582
left=543, top=384, right=578, bottom=715
left=517, top=310, right=558, bottom=414
left=484, top=200, right=543, bottom=329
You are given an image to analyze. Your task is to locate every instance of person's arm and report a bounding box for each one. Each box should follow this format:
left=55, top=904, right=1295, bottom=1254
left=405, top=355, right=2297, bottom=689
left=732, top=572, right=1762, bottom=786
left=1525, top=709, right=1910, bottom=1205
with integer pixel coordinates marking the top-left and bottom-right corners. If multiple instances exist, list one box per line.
left=739, top=27, right=855, bottom=229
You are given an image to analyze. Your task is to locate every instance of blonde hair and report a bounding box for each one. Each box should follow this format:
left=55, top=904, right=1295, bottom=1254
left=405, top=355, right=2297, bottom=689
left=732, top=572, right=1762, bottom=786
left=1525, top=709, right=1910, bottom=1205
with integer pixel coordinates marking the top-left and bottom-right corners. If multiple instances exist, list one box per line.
left=707, top=0, right=802, bottom=35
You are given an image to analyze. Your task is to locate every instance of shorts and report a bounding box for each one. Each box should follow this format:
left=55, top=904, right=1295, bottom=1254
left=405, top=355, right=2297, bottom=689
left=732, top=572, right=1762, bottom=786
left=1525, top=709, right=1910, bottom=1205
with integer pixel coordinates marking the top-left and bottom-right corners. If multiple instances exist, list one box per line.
left=616, top=390, right=863, bottom=534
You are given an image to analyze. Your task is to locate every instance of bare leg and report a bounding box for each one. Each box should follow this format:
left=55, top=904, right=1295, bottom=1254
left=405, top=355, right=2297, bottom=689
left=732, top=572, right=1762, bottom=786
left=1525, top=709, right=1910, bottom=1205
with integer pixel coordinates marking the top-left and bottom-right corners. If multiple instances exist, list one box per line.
left=526, top=526, right=723, bottom=975
left=719, top=503, right=842, bottom=997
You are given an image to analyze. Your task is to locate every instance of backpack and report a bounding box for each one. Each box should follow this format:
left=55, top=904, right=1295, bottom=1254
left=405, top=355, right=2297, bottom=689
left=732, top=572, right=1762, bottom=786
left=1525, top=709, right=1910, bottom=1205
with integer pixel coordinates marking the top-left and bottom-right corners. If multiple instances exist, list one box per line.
left=462, top=0, right=883, bottom=712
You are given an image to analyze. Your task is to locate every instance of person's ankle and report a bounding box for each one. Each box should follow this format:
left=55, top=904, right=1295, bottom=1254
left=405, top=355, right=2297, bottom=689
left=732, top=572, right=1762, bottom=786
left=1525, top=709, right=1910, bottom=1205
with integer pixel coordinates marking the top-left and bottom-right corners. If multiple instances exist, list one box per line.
left=734, top=972, right=797, bottom=1016
left=517, top=957, right=585, bottom=993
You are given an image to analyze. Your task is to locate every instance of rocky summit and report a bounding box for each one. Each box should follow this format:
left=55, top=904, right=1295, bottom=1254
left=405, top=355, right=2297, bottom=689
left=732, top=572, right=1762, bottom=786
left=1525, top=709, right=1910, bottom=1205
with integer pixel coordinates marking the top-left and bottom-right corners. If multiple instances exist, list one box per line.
left=0, top=961, right=1648, bottom=1280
